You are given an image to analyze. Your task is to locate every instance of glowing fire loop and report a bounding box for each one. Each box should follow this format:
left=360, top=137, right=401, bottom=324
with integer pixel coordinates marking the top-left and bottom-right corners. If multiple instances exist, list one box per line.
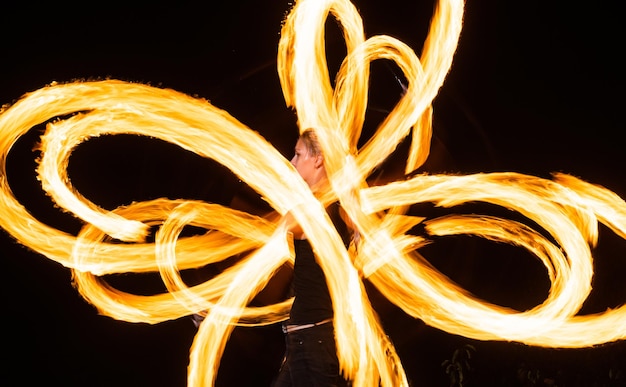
left=0, top=0, right=624, bottom=385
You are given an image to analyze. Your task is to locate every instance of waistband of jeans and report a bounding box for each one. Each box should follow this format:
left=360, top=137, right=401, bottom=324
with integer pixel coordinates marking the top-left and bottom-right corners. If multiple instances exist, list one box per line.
left=282, top=318, right=333, bottom=333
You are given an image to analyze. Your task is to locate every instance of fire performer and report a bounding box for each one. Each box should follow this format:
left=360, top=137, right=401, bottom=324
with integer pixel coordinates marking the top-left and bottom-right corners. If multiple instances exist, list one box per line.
left=272, top=128, right=354, bottom=387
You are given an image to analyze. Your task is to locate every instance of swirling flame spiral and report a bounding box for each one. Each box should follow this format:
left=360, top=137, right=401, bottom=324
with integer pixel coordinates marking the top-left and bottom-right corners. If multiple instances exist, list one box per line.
left=0, top=0, right=624, bottom=386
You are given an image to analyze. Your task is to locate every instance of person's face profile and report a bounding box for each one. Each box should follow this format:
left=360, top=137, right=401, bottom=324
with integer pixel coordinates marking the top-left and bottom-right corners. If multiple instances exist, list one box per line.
left=290, top=138, right=318, bottom=187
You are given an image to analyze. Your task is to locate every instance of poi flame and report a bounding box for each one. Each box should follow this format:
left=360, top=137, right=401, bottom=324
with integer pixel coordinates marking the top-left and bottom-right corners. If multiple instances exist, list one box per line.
left=0, top=0, right=624, bottom=386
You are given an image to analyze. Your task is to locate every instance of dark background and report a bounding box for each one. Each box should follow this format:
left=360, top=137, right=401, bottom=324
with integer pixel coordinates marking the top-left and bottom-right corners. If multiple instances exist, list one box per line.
left=1, top=1, right=624, bottom=386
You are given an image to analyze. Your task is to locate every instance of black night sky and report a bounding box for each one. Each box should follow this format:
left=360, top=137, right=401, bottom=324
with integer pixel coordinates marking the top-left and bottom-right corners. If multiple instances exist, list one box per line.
left=1, top=1, right=624, bottom=386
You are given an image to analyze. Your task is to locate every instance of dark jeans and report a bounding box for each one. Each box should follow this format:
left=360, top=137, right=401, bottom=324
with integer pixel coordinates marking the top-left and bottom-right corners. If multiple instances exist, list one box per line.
left=272, top=323, right=342, bottom=387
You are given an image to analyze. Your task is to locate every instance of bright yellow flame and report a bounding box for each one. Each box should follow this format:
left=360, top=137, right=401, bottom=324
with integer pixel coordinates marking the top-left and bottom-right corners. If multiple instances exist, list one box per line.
left=0, top=0, right=624, bottom=386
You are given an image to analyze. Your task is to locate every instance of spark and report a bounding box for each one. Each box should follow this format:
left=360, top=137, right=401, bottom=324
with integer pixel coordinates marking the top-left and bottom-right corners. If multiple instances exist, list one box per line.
left=0, top=0, right=624, bottom=386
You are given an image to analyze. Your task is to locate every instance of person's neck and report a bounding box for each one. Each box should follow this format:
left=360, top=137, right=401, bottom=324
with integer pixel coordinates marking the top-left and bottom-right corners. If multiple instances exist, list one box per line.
left=308, top=174, right=328, bottom=195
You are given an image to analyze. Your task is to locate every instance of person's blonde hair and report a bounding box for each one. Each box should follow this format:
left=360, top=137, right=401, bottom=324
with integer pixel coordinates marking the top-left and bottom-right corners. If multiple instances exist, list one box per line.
left=299, top=128, right=321, bottom=156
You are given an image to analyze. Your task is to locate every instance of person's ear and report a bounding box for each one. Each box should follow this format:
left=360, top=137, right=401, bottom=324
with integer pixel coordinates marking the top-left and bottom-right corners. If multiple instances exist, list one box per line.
left=314, top=154, right=324, bottom=169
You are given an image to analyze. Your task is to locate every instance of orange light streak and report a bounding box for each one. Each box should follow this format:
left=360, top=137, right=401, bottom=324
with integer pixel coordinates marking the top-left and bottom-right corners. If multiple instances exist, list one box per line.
left=0, top=0, right=624, bottom=386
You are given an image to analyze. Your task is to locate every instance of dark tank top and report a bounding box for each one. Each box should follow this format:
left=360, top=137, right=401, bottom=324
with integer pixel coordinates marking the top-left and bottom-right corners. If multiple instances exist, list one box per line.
left=289, top=202, right=350, bottom=325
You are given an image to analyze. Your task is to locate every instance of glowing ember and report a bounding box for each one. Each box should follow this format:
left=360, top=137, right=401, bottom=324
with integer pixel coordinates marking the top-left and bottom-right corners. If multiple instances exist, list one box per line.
left=0, top=0, right=624, bottom=386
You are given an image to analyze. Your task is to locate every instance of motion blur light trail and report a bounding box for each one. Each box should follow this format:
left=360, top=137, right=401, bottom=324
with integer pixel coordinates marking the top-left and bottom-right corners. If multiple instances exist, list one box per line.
left=0, top=0, right=624, bottom=386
